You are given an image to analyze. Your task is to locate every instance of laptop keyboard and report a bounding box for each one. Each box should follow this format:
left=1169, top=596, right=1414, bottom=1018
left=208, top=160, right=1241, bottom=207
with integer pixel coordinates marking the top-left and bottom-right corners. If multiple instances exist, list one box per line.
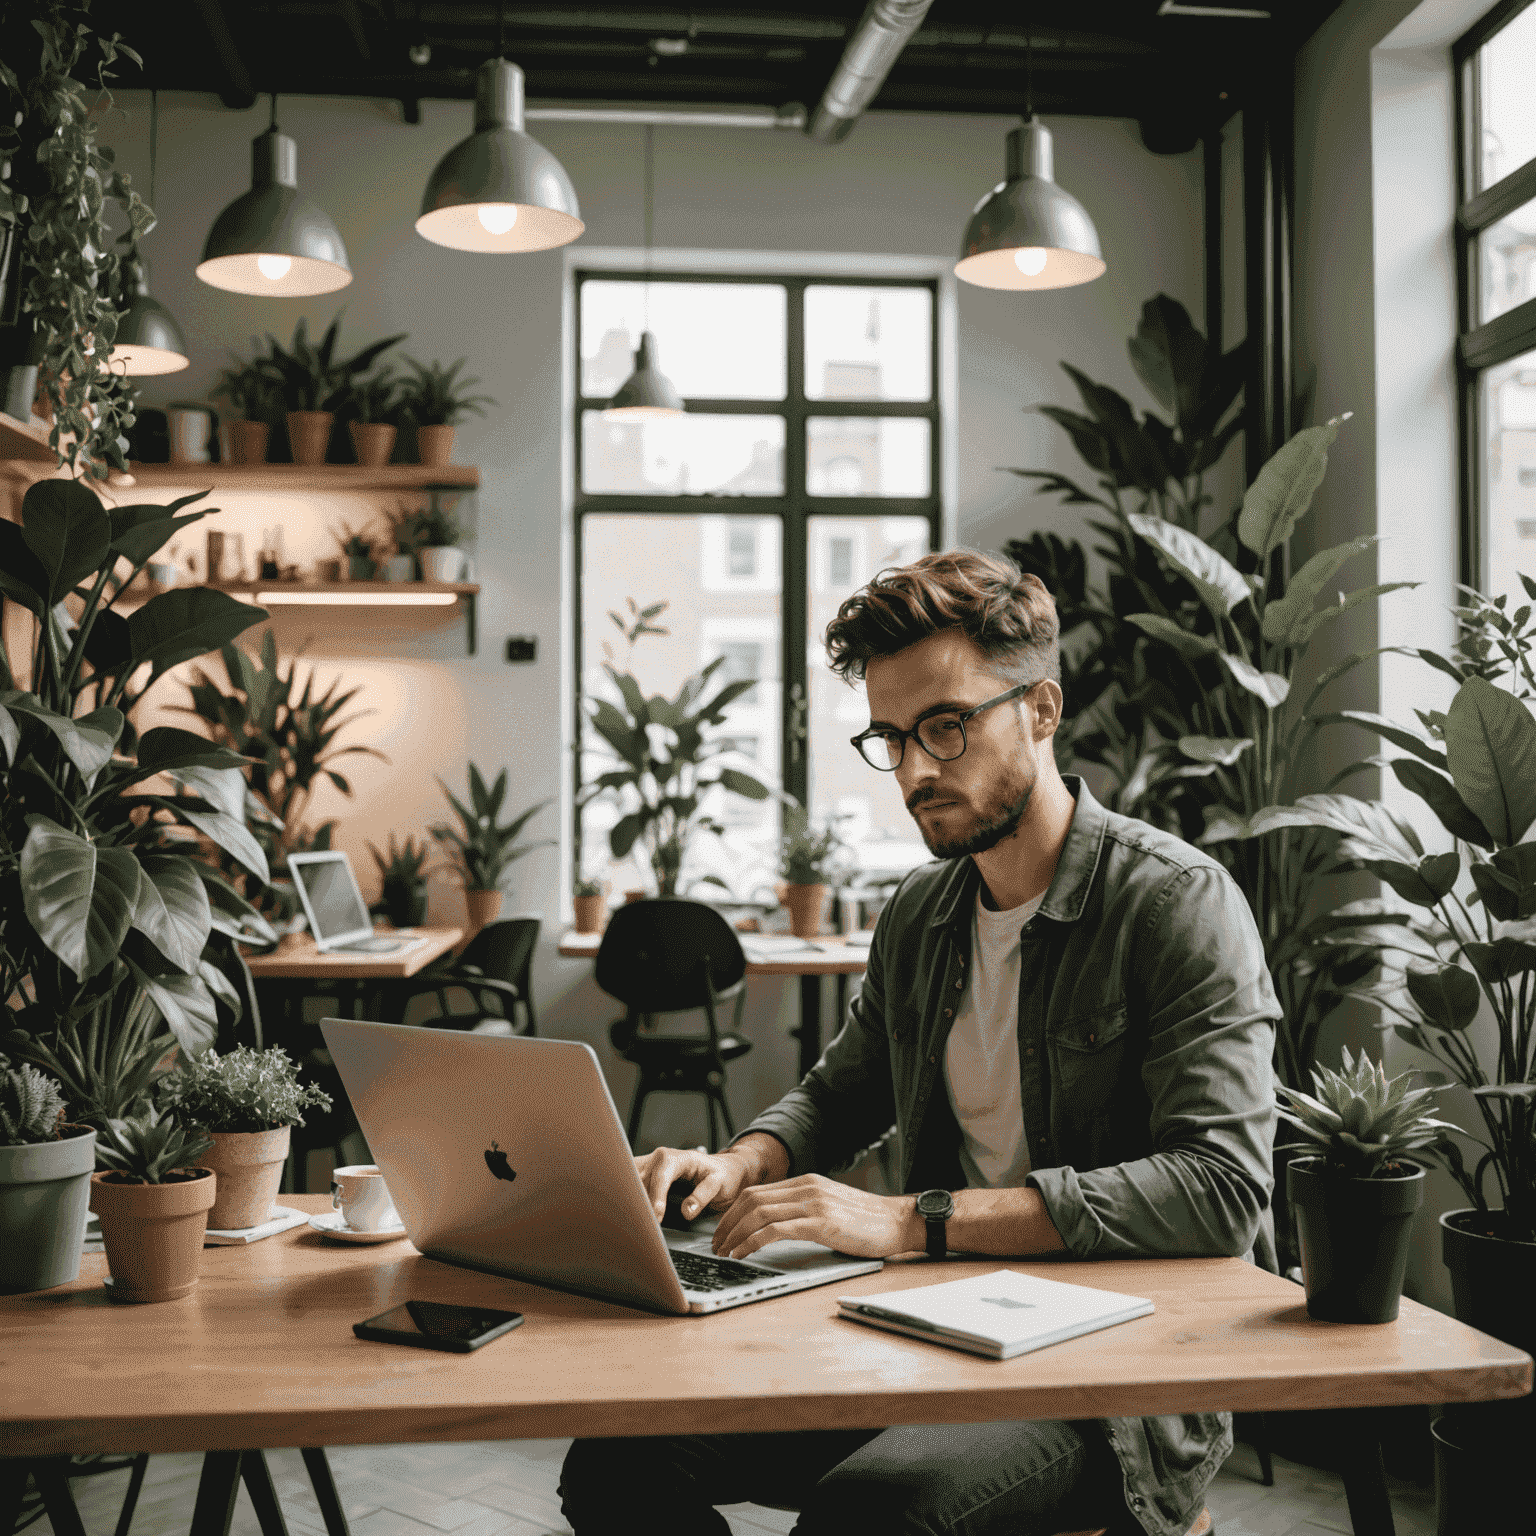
left=671, top=1250, right=780, bottom=1292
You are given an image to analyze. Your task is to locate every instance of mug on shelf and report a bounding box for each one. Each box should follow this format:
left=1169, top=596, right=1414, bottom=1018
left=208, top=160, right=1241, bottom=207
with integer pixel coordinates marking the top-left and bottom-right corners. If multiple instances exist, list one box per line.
left=167, top=402, right=218, bottom=465
left=420, top=546, right=473, bottom=583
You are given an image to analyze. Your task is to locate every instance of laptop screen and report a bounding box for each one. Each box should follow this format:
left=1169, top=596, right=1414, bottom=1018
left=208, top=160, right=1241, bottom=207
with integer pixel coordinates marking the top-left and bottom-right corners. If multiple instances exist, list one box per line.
left=292, top=854, right=371, bottom=943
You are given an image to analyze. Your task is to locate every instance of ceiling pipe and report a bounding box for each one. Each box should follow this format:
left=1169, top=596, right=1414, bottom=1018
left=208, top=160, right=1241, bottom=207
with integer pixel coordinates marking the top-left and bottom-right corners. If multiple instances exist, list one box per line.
left=806, top=0, right=936, bottom=144
left=525, top=101, right=806, bottom=130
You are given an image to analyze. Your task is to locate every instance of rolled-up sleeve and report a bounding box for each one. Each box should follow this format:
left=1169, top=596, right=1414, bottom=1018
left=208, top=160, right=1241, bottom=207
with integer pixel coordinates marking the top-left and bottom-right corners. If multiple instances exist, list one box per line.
left=1028, top=863, right=1278, bottom=1258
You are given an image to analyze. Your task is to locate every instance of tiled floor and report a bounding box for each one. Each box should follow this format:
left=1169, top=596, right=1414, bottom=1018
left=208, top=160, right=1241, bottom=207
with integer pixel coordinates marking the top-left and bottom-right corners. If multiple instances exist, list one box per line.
left=26, top=1432, right=1436, bottom=1536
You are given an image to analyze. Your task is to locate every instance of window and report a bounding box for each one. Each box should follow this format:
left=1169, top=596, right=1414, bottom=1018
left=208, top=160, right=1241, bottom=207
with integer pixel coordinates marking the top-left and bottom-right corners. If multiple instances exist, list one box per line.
left=575, top=273, right=942, bottom=895
left=1457, top=1, right=1536, bottom=600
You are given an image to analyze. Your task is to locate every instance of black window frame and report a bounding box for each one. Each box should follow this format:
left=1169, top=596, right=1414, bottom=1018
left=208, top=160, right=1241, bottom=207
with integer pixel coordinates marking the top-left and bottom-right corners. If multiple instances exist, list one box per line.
left=571, top=268, right=943, bottom=869
left=1455, top=0, right=1536, bottom=589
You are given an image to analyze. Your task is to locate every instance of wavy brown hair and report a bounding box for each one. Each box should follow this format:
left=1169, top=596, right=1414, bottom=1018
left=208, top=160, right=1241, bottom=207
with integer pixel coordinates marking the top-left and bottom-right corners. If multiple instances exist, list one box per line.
left=823, top=549, right=1060, bottom=684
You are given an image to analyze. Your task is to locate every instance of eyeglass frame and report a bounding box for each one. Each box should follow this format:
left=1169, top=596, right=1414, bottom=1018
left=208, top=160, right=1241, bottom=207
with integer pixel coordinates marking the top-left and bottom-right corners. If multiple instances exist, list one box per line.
left=849, top=679, right=1043, bottom=772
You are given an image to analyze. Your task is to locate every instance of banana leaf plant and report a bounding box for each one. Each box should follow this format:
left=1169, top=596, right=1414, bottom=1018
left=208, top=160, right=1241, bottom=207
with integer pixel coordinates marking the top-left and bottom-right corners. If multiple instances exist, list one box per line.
left=0, top=477, right=276, bottom=1128
left=579, top=599, right=773, bottom=897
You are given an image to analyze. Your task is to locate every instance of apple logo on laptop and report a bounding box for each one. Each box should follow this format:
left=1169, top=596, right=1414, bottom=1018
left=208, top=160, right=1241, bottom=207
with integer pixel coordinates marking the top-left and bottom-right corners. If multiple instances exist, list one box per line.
left=484, top=1140, right=516, bottom=1183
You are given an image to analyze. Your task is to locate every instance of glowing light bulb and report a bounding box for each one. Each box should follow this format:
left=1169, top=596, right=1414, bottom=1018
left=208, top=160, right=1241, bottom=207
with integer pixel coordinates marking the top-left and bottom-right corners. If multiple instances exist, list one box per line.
left=1013, top=247, right=1049, bottom=277
left=257, top=254, right=293, bottom=281
left=477, top=204, right=519, bottom=235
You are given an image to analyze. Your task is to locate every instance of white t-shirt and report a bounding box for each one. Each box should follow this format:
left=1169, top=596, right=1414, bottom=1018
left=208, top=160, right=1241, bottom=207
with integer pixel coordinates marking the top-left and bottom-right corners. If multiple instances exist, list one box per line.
left=943, top=887, right=1044, bottom=1189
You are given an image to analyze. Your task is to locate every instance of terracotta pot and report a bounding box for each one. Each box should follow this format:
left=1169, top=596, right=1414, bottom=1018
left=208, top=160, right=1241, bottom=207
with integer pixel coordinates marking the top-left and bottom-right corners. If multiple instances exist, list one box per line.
left=464, top=888, right=504, bottom=940
left=415, top=423, right=456, bottom=467
left=349, top=421, right=397, bottom=468
left=286, top=410, right=334, bottom=466
left=0, top=1125, right=97, bottom=1295
left=781, top=882, right=829, bottom=939
left=89, top=1168, right=216, bottom=1304
left=572, top=894, right=607, bottom=934
left=201, top=1127, right=290, bottom=1230
left=624, top=889, right=647, bottom=905
left=227, top=419, right=270, bottom=464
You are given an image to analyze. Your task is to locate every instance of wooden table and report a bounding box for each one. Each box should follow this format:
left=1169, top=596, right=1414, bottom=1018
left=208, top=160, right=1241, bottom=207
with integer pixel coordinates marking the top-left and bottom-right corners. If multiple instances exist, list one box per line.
left=243, top=928, right=464, bottom=982
left=559, top=930, right=869, bottom=1077
left=1, top=1196, right=1529, bottom=1536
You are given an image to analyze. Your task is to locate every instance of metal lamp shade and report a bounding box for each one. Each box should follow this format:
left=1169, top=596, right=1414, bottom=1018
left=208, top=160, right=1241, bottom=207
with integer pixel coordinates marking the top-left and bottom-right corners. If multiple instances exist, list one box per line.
left=197, top=127, right=352, bottom=296
left=416, top=59, right=584, bottom=253
left=955, top=118, right=1106, bottom=292
left=111, top=262, right=189, bottom=376
left=606, top=332, right=684, bottom=418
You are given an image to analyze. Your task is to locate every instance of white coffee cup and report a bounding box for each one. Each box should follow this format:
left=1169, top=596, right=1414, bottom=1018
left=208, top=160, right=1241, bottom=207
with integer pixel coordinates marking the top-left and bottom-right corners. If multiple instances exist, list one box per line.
left=330, top=1164, right=399, bottom=1231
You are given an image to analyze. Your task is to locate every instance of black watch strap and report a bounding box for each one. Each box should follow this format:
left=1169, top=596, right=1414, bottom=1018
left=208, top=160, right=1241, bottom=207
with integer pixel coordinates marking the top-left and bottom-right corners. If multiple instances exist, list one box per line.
left=916, top=1189, right=955, bottom=1260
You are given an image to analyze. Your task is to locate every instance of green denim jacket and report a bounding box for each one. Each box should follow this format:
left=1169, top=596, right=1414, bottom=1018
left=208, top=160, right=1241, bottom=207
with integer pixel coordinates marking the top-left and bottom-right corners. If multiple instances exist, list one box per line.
left=739, top=778, right=1279, bottom=1536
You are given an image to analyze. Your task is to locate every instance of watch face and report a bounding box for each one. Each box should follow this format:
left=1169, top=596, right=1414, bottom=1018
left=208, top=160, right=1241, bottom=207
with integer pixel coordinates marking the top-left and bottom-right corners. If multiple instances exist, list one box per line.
left=916, top=1189, right=952, bottom=1219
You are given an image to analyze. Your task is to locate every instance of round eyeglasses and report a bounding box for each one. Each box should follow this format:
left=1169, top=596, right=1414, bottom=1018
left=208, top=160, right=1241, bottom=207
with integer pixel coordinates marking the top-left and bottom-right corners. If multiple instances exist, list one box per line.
left=849, top=681, right=1040, bottom=771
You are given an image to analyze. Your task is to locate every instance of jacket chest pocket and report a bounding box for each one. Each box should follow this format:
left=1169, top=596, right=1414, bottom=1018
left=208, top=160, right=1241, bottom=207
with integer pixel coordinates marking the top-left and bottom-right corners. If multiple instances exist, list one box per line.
left=1045, top=1001, right=1130, bottom=1112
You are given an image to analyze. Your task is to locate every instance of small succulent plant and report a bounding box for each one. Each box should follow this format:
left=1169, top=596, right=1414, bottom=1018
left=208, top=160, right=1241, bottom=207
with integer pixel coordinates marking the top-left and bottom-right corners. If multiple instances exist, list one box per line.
left=0, top=1057, right=66, bottom=1146
left=1277, top=1046, right=1458, bottom=1179
left=95, top=1107, right=215, bottom=1185
left=159, top=1047, right=333, bottom=1135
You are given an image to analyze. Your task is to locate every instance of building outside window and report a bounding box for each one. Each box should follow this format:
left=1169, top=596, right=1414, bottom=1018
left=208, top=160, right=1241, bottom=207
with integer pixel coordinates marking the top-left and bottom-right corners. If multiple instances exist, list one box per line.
left=574, top=274, right=942, bottom=897
left=1457, top=0, right=1536, bottom=601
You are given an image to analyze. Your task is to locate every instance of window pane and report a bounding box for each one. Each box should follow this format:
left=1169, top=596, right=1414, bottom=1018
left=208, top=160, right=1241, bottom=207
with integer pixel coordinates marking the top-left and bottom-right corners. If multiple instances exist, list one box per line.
left=1480, top=195, right=1536, bottom=322
left=804, top=286, right=933, bottom=401
left=806, top=515, right=933, bottom=889
left=1478, top=4, right=1536, bottom=190
left=807, top=417, right=931, bottom=497
left=582, top=413, right=785, bottom=495
left=1484, top=347, right=1536, bottom=610
left=580, top=281, right=787, bottom=399
left=580, top=515, right=781, bottom=896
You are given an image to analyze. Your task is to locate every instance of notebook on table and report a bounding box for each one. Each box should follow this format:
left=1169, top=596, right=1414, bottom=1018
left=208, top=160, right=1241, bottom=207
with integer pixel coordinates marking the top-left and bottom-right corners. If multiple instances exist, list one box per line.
left=837, top=1268, right=1154, bottom=1359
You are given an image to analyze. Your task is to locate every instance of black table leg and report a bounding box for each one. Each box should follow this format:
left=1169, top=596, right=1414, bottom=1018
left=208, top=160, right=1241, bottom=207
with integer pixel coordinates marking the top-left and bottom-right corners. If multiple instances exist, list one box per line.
left=0, top=1461, right=29, bottom=1536
left=796, top=975, right=822, bottom=1080
left=113, top=1452, right=151, bottom=1536
left=239, top=1452, right=290, bottom=1536
left=1327, top=1411, right=1396, bottom=1536
left=189, top=1450, right=243, bottom=1536
left=300, top=1448, right=352, bottom=1536
left=30, top=1458, right=87, bottom=1536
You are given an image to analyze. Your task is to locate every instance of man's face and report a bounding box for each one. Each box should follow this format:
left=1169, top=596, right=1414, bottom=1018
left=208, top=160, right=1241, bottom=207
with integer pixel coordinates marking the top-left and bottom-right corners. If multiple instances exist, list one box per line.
left=863, top=630, right=1051, bottom=861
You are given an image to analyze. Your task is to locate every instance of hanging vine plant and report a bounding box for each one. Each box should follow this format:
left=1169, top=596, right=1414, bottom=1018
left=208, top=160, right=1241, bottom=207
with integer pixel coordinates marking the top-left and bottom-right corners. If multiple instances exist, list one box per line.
left=2, top=0, right=152, bottom=477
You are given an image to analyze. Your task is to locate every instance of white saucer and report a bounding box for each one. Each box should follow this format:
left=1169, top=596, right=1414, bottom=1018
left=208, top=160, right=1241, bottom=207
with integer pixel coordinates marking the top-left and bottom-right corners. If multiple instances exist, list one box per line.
left=308, top=1210, right=408, bottom=1244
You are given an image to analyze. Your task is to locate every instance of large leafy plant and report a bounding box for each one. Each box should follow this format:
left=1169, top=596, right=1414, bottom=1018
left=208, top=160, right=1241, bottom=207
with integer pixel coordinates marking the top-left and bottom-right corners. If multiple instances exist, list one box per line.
left=0, top=478, right=276, bottom=1125
left=580, top=598, right=772, bottom=897
left=3, top=0, right=153, bottom=476
left=431, top=768, right=551, bottom=893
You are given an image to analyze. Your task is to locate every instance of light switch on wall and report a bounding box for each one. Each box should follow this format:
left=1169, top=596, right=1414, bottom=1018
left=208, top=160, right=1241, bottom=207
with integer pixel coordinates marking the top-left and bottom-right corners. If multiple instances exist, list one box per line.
left=504, top=636, right=537, bottom=663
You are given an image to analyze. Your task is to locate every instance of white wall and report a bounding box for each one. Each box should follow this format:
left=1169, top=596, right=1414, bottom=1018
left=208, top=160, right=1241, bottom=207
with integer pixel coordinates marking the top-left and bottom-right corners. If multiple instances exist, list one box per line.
left=100, top=90, right=1206, bottom=1146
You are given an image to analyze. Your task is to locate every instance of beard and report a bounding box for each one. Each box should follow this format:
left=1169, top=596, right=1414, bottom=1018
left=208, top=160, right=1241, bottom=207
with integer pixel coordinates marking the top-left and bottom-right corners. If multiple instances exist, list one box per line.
left=907, top=765, right=1037, bottom=860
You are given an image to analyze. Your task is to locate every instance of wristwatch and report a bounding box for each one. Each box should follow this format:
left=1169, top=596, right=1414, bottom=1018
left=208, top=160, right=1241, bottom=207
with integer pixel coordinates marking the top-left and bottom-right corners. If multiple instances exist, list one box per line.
left=915, top=1188, right=955, bottom=1260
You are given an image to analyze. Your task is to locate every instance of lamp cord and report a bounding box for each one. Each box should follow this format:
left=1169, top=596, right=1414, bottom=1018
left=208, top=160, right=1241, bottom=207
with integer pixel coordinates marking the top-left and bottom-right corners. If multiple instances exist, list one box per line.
left=642, top=123, right=654, bottom=335
left=270, top=92, right=278, bottom=132
left=1025, top=30, right=1034, bottom=121
left=497, top=0, right=506, bottom=57
left=149, top=89, right=157, bottom=209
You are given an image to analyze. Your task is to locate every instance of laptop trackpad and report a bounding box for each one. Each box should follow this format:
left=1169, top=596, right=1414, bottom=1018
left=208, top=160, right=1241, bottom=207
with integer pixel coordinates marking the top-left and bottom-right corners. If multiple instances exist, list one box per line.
left=668, top=1234, right=856, bottom=1273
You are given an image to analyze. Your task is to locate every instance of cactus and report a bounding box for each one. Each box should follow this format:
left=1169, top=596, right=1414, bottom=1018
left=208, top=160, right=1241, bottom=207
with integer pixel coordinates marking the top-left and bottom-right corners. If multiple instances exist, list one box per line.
left=0, top=1058, right=66, bottom=1146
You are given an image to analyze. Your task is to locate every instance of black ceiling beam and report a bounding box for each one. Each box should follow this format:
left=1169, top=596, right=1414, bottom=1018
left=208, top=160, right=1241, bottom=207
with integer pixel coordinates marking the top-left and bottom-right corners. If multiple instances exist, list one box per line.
left=192, top=0, right=257, bottom=109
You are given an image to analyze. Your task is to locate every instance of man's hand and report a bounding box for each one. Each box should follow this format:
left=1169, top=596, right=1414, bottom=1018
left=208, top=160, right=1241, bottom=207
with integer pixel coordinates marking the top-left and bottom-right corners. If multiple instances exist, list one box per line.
left=711, top=1174, right=924, bottom=1261
left=634, top=1132, right=789, bottom=1222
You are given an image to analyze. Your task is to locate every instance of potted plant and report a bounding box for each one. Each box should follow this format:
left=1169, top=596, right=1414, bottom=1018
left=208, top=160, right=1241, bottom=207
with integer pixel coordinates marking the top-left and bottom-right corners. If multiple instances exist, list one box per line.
left=254, top=314, right=405, bottom=465
left=572, top=877, right=607, bottom=936
left=344, top=368, right=401, bottom=468
left=395, top=355, right=496, bottom=467
left=89, top=1106, right=215, bottom=1303
left=369, top=834, right=432, bottom=928
left=777, top=805, right=850, bottom=938
left=212, top=358, right=283, bottom=464
left=379, top=504, right=425, bottom=582
left=431, top=767, right=552, bottom=939
left=1277, top=1046, right=1454, bottom=1323
left=579, top=598, right=773, bottom=898
left=0, top=1057, right=96, bottom=1294
left=413, top=494, right=466, bottom=584
left=158, top=1047, right=331, bottom=1230
left=335, top=524, right=376, bottom=581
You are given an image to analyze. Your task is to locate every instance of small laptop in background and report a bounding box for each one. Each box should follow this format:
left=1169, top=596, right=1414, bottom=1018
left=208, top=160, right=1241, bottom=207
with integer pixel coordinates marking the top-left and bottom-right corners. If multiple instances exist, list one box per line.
left=287, top=850, right=426, bottom=955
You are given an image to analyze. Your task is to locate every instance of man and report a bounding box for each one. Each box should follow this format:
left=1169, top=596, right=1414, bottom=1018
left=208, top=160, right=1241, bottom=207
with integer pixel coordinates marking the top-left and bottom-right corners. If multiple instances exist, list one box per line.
left=560, top=549, right=1278, bottom=1536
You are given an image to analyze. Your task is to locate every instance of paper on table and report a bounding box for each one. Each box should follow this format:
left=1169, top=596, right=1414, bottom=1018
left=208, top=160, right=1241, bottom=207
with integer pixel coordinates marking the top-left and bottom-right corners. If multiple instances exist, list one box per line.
left=741, top=934, right=824, bottom=956
left=204, top=1204, right=311, bottom=1245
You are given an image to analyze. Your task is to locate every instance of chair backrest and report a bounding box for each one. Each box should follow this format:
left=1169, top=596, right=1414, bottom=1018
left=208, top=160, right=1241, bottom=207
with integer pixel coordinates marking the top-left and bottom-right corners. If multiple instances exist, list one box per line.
left=458, top=916, right=540, bottom=990
left=594, top=899, right=747, bottom=1014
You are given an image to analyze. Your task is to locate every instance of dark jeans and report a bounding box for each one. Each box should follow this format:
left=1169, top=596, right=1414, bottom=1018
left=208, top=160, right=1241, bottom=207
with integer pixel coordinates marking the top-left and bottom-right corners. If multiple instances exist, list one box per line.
left=558, top=1418, right=1134, bottom=1536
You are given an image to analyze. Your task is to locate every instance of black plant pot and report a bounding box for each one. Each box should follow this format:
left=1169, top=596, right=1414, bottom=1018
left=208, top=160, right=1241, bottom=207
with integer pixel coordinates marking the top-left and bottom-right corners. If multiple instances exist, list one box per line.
left=380, top=886, right=428, bottom=929
left=1431, top=1415, right=1522, bottom=1536
left=1287, top=1158, right=1424, bottom=1322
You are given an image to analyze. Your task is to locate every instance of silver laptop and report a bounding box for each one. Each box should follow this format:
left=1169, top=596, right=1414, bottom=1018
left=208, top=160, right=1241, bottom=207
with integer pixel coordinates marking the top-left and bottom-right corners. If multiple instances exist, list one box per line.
left=287, top=850, right=421, bottom=954
left=320, top=1019, right=883, bottom=1314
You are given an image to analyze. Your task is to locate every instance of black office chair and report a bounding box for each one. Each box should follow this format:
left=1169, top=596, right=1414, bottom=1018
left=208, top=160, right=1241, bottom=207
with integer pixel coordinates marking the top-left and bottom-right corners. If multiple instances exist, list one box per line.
left=390, top=917, right=540, bottom=1035
left=595, top=898, right=751, bottom=1152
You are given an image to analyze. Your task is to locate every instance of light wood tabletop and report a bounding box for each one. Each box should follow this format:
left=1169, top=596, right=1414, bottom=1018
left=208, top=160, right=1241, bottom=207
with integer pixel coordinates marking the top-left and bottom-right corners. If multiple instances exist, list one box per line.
left=557, top=929, right=870, bottom=976
left=2, top=1196, right=1528, bottom=1458
left=241, top=928, right=464, bottom=980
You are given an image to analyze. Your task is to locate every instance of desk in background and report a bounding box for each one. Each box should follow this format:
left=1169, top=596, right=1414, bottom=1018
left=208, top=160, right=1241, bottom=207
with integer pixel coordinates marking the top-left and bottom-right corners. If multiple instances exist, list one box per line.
left=2, top=1194, right=1529, bottom=1536
left=558, top=929, right=868, bottom=1078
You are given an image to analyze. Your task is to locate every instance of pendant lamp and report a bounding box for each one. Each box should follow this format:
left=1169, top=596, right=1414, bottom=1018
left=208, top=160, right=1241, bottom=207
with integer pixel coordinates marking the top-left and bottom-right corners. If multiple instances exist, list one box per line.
left=197, top=95, right=352, bottom=296
left=606, top=126, right=684, bottom=420
left=955, top=29, right=1105, bottom=292
left=416, top=48, right=583, bottom=252
left=111, top=95, right=189, bottom=376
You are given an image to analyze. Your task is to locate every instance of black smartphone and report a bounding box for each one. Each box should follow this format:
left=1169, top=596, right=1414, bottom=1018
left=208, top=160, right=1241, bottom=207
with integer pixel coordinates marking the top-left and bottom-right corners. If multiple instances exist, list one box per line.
left=353, top=1299, right=524, bottom=1353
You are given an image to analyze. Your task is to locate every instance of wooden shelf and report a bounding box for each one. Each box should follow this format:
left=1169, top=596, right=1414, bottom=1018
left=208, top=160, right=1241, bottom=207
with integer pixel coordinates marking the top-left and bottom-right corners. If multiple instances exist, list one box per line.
left=117, top=462, right=479, bottom=491
left=0, top=411, right=58, bottom=464
left=214, top=579, right=480, bottom=653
